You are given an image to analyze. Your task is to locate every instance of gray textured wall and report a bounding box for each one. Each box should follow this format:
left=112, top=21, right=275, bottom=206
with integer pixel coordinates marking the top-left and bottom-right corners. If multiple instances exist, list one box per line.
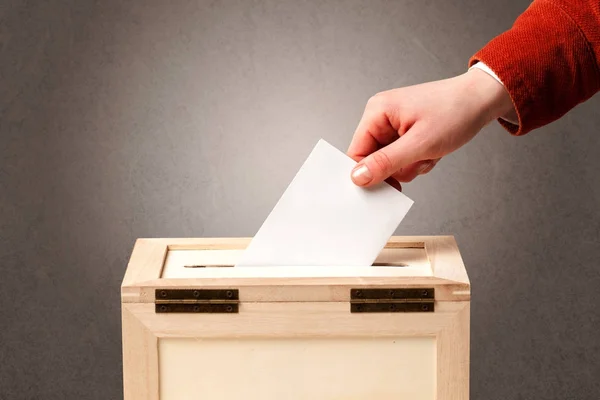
left=1, top=0, right=599, bottom=399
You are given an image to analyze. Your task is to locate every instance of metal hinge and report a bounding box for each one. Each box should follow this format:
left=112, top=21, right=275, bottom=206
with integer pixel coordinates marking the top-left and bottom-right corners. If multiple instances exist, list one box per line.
left=350, top=288, right=434, bottom=313
left=155, top=289, right=239, bottom=313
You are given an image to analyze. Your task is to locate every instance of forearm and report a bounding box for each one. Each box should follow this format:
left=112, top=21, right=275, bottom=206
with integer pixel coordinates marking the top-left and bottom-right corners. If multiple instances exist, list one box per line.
left=469, top=0, right=600, bottom=135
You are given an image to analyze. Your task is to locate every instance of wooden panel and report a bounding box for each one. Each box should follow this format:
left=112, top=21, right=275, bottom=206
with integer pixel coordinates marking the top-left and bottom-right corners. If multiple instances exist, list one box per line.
left=121, top=236, right=469, bottom=301
left=426, top=236, right=470, bottom=285
left=437, top=302, right=470, bottom=399
left=161, top=263, right=432, bottom=280
left=129, top=280, right=468, bottom=303
left=167, top=237, right=251, bottom=250
left=159, top=336, right=436, bottom=400
left=122, top=305, right=159, bottom=400
left=121, top=239, right=169, bottom=302
left=164, top=237, right=423, bottom=251
left=123, top=301, right=469, bottom=399
left=121, top=236, right=470, bottom=399
left=124, top=302, right=468, bottom=338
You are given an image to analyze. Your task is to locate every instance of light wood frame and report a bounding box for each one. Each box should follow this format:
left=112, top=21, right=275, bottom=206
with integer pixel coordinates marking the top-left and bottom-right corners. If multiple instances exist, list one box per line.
left=121, top=236, right=470, bottom=400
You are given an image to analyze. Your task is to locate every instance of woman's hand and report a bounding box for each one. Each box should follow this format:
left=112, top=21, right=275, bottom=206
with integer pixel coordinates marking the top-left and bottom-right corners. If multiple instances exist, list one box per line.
left=348, top=68, right=515, bottom=189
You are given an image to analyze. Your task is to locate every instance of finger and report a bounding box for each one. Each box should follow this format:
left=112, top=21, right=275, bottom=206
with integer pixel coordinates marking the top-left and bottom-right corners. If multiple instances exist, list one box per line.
left=384, top=177, right=403, bottom=192
left=422, top=158, right=441, bottom=173
left=392, top=158, right=441, bottom=182
left=350, top=125, right=428, bottom=187
left=347, top=95, right=399, bottom=161
left=391, top=162, right=426, bottom=183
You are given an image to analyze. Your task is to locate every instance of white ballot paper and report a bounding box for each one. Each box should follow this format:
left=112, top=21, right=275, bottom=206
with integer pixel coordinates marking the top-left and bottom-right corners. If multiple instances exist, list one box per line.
left=236, top=139, right=414, bottom=267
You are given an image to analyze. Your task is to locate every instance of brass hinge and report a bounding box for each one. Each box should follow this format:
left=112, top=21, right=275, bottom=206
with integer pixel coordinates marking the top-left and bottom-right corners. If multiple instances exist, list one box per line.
left=350, top=288, right=434, bottom=313
left=155, top=289, right=239, bottom=314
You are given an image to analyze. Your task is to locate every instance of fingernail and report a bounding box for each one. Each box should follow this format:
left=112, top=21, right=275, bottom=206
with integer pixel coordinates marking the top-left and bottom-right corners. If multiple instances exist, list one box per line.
left=351, top=164, right=373, bottom=185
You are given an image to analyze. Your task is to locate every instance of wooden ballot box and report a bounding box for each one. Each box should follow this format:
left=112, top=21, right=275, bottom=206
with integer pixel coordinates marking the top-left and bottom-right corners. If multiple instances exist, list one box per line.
left=121, top=236, right=470, bottom=400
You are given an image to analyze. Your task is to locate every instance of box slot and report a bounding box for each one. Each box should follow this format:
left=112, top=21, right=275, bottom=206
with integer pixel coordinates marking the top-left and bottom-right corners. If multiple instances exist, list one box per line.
left=161, top=247, right=432, bottom=278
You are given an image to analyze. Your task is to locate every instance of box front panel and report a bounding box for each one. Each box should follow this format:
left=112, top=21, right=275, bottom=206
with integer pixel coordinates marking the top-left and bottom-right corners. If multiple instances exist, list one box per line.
left=159, top=336, right=436, bottom=400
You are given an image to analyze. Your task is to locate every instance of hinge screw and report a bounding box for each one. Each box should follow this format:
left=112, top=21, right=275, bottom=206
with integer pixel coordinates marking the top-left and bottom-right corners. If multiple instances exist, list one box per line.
left=226, top=305, right=233, bottom=312
left=193, top=290, right=200, bottom=297
left=226, top=290, right=233, bottom=298
left=193, top=305, right=200, bottom=312
left=160, top=291, right=167, bottom=298
left=422, top=290, right=428, bottom=296
left=354, top=290, right=362, bottom=298
left=421, top=304, right=429, bottom=311
left=160, top=305, right=168, bottom=312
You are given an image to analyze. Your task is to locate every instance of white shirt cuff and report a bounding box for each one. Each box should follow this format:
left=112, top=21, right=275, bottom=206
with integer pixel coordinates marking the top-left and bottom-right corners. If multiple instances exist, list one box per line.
left=469, top=62, right=518, bottom=126
left=470, top=62, right=503, bottom=86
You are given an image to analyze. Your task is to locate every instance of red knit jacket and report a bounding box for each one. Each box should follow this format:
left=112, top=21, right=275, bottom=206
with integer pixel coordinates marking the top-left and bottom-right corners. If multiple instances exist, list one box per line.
left=469, top=0, right=600, bottom=135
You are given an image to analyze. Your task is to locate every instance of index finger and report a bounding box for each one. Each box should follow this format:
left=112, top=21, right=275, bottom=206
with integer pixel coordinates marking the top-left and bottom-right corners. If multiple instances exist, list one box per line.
left=347, top=102, right=398, bottom=161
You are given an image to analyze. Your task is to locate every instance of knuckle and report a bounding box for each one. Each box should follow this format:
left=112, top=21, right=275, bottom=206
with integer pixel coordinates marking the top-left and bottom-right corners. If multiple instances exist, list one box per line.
left=367, top=92, right=387, bottom=109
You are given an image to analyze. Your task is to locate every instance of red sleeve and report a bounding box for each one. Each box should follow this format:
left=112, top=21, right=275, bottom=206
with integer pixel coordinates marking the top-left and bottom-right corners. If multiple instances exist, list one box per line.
left=469, top=0, right=600, bottom=135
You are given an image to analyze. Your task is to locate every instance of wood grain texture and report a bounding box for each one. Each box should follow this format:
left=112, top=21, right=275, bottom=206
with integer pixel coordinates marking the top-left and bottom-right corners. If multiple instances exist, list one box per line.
left=437, top=302, right=470, bottom=400
left=167, top=237, right=251, bottom=250
left=121, top=236, right=470, bottom=303
left=121, top=236, right=470, bottom=399
left=127, top=280, right=469, bottom=303
left=124, top=301, right=467, bottom=338
left=165, top=236, right=422, bottom=250
left=123, top=301, right=470, bottom=399
left=159, top=336, right=436, bottom=400
left=121, top=239, right=169, bottom=290
left=426, top=236, right=470, bottom=285
left=121, top=305, right=159, bottom=400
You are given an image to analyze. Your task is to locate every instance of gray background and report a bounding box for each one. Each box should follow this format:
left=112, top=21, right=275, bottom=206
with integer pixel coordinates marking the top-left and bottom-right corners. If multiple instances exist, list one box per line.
left=1, top=0, right=599, bottom=399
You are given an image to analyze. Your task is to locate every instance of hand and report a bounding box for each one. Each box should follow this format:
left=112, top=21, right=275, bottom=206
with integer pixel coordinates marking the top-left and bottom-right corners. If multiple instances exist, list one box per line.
left=347, top=68, right=515, bottom=189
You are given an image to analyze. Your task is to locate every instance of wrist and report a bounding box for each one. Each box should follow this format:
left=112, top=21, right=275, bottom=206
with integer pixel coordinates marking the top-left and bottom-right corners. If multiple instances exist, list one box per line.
left=464, top=67, right=515, bottom=125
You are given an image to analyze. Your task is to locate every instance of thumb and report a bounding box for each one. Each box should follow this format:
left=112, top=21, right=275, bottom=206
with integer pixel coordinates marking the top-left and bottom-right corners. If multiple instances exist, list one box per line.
left=350, top=129, right=427, bottom=187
